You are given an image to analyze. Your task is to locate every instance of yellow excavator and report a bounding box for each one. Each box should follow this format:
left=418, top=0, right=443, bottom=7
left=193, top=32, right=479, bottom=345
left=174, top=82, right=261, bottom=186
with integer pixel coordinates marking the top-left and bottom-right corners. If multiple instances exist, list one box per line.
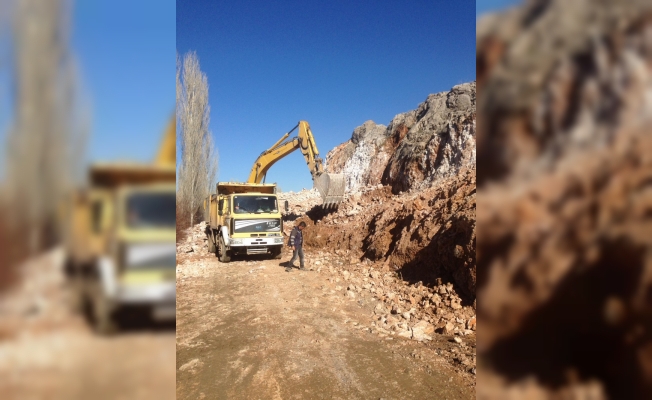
left=204, top=120, right=345, bottom=262
left=247, top=120, right=345, bottom=207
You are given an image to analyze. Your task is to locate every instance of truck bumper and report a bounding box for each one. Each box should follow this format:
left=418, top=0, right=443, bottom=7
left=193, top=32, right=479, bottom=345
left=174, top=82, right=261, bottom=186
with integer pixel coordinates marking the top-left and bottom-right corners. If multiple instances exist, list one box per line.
left=114, top=281, right=176, bottom=306
left=229, top=237, right=284, bottom=246
left=229, top=238, right=283, bottom=255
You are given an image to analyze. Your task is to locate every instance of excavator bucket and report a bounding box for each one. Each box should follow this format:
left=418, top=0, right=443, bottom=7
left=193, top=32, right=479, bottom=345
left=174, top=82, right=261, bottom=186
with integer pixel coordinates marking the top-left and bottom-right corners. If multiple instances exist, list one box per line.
left=315, top=173, right=346, bottom=208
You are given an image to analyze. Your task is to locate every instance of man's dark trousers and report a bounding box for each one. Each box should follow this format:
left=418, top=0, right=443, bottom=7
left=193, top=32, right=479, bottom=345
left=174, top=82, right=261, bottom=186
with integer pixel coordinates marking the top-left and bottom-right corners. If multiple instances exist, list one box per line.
left=289, top=245, right=304, bottom=269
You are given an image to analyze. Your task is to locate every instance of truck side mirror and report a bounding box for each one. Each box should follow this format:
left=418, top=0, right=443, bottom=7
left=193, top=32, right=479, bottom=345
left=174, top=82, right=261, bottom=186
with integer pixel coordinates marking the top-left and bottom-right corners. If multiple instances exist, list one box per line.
left=284, top=200, right=289, bottom=212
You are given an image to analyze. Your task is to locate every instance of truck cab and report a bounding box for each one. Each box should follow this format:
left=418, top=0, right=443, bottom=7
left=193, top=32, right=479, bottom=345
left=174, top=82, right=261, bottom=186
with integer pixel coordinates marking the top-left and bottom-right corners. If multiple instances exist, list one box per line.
left=206, top=182, right=284, bottom=262
left=64, top=164, right=176, bottom=333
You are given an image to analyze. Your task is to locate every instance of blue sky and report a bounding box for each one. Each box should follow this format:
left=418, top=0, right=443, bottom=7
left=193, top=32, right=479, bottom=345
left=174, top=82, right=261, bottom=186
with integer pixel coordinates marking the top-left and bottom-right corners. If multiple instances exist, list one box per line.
left=72, top=0, right=175, bottom=164
left=0, top=1, right=174, bottom=181
left=177, top=0, right=476, bottom=192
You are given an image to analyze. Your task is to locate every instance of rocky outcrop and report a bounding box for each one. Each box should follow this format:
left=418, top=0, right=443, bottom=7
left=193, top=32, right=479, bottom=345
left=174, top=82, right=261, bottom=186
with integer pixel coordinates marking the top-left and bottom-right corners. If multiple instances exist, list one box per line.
left=326, top=82, right=476, bottom=194
left=477, top=0, right=652, bottom=398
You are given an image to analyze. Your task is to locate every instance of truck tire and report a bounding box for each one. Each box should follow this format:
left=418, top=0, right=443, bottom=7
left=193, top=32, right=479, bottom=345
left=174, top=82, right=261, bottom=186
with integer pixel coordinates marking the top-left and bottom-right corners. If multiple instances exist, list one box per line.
left=218, top=236, right=231, bottom=263
left=271, top=248, right=282, bottom=259
left=92, top=289, right=117, bottom=335
left=208, top=232, right=216, bottom=254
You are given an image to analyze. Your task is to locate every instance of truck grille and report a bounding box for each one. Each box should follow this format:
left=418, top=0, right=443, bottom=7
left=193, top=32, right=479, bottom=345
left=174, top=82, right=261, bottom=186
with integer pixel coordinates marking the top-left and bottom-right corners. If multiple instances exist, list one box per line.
left=234, top=218, right=281, bottom=233
left=247, top=247, right=268, bottom=255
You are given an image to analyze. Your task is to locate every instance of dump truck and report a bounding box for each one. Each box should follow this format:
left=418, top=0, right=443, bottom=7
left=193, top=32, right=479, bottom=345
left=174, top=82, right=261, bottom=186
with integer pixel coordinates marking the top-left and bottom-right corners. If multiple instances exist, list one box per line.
left=205, top=182, right=285, bottom=262
left=63, top=117, right=176, bottom=333
left=204, top=120, right=345, bottom=262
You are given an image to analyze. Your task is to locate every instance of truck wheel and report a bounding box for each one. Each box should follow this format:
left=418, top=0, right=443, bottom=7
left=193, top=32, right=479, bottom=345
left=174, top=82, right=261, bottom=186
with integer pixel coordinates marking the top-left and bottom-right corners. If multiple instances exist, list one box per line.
left=208, top=232, right=216, bottom=254
left=218, top=236, right=231, bottom=263
left=92, top=291, right=117, bottom=335
left=272, top=249, right=282, bottom=259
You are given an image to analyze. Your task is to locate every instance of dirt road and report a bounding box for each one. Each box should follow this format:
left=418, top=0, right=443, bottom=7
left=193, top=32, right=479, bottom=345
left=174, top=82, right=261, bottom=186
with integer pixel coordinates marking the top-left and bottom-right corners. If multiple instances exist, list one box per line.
left=176, top=249, right=474, bottom=400
left=0, top=249, right=176, bottom=400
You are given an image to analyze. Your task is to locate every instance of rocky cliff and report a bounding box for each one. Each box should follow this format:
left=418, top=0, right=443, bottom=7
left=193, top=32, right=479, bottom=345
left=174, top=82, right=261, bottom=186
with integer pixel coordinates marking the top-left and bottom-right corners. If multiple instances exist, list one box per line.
left=477, top=0, right=652, bottom=398
left=326, top=82, right=476, bottom=194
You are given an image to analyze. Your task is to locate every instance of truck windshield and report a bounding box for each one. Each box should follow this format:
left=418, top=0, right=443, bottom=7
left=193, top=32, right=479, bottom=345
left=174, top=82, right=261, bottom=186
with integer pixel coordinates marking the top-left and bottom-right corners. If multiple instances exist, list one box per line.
left=233, top=195, right=278, bottom=214
left=126, top=193, right=176, bottom=228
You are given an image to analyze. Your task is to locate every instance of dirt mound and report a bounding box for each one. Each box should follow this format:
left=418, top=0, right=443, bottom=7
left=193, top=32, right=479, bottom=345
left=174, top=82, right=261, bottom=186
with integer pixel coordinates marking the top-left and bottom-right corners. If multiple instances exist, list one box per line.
left=300, top=167, right=476, bottom=302
left=477, top=0, right=652, bottom=398
left=176, top=221, right=210, bottom=256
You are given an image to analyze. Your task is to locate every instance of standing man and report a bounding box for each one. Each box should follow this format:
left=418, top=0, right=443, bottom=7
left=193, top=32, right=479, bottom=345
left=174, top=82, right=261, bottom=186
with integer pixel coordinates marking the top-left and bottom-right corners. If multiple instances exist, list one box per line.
left=286, top=221, right=307, bottom=272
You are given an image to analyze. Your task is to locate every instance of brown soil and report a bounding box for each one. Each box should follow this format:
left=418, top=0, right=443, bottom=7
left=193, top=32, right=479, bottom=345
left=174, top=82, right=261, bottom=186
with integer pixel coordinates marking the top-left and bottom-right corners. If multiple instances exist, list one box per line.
left=0, top=248, right=175, bottom=400
left=301, top=166, right=476, bottom=302
left=176, top=246, right=475, bottom=399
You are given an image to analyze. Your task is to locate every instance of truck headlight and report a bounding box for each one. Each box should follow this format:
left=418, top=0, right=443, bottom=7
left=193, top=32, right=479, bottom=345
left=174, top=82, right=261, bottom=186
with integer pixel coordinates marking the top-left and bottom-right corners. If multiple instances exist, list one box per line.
left=274, top=238, right=283, bottom=244
left=230, top=238, right=243, bottom=245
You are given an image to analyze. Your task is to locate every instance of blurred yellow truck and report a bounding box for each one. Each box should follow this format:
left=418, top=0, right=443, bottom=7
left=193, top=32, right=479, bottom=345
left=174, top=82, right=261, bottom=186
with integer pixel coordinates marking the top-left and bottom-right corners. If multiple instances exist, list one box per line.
left=63, top=164, right=176, bottom=333
left=63, top=117, right=177, bottom=333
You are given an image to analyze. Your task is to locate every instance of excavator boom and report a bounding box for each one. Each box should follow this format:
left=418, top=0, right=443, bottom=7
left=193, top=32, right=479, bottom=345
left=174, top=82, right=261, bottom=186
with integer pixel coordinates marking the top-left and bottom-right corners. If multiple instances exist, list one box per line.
left=247, top=121, right=345, bottom=207
left=155, top=115, right=176, bottom=167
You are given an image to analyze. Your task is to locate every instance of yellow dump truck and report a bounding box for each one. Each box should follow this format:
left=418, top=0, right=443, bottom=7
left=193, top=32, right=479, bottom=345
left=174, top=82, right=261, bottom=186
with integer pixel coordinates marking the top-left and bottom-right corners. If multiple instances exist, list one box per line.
left=205, top=120, right=344, bottom=262
left=205, top=182, right=286, bottom=262
left=63, top=118, right=176, bottom=333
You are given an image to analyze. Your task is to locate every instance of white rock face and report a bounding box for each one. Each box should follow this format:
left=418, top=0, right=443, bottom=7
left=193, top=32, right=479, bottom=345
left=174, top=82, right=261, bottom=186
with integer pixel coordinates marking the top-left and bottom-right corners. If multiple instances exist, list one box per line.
left=326, top=82, right=476, bottom=194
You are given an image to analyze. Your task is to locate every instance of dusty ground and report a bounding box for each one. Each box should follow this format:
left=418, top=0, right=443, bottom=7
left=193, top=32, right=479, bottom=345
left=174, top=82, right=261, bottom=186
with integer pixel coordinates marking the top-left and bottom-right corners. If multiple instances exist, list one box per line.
left=0, top=248, right=176, bottom=400
left=176, top=246, right=475, bottom=400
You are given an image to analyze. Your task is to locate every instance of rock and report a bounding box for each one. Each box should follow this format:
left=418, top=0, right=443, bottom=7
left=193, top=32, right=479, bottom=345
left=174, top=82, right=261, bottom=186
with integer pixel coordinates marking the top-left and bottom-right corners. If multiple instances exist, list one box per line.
left=179, top=358, right=203, bottom=372
left=443, top=322, right=455, bottom=335
left=346, top=290, right=356, bottom=299
left=412, top=331, right=432, bottom=342
left=454, top=245, right=464, bottom=259
left=412, top=320, right=435, bottom=336
left=467, top=317, right=476, bottom=330
left=325, top=83, right=475, bottom=194
left=453, top=336, right=462, bottom=344
left=401, top=312, right=411, bottom=320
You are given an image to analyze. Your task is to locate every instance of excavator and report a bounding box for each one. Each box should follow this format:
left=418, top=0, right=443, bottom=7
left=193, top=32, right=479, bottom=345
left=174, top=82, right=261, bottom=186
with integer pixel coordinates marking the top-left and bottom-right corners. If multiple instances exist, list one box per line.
left=247, top=120, right=345, bottom=207
left=204, top=120, right=345, bottom=262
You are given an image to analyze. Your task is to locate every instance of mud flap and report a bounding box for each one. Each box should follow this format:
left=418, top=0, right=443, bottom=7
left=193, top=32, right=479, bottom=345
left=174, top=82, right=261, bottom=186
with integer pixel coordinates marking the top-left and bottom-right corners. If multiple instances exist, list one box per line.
left=315, top=173, right=346, bottom=208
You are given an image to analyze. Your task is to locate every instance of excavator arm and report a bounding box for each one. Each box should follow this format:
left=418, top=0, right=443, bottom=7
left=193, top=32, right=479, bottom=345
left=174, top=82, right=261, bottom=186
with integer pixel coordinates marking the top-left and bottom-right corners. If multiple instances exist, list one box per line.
left=155, top=115, right=176, bottom=167
left=247, top=120, right=345, bottom=207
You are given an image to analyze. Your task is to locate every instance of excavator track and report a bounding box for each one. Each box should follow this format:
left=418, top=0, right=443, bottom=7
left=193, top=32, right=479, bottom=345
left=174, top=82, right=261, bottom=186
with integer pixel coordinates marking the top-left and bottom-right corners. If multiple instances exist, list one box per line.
left=315, top=173, right=346, bottom=208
